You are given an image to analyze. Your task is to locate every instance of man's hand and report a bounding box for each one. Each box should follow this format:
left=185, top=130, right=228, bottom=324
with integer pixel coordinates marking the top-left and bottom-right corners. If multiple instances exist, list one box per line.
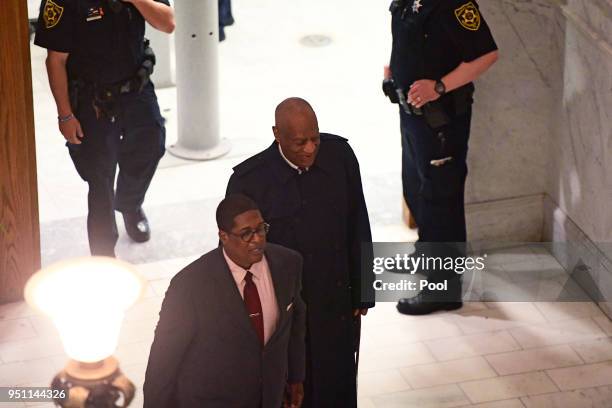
left=59, top=116, right=84, bottom=144
left=407, top=79, right=440, bottom=109
left=353, top=308, right=368, bottom=317
left=283, top=382, right=304, bottom=408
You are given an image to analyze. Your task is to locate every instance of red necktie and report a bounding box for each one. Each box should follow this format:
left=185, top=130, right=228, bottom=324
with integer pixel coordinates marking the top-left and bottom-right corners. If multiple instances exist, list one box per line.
left=244, top=271, right=264, bottom=345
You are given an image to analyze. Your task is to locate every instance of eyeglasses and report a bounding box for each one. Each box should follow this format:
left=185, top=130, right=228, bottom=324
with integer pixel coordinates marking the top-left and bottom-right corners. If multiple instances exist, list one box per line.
left=229, top=222, right=270, bottom=242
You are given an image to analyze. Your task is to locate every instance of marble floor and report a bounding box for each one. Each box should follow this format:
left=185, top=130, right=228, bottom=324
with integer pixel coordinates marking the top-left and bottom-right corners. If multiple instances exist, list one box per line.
left=3, top=0, right=611, bottom=407
left=2, top=249, right=612, bottom=407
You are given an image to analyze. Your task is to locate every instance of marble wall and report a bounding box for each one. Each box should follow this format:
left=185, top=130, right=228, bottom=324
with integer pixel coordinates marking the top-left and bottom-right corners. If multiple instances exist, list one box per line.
left=547, top=0, right=612, bottom=244
left=545, top=0, right=612, bottom=317
left=467, top=0, right=610, bottom=247
left=465, top=0, right=558, bottom=205
left=468, top=0, right=611, bottom=315
left=465, top=0, right=560, bottom=241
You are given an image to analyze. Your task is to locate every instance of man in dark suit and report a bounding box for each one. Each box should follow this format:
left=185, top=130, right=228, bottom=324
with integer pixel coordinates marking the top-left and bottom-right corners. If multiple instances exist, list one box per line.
left=226, top=97, right=374, bottom=408
left=143, top=194, right=306, bottom=408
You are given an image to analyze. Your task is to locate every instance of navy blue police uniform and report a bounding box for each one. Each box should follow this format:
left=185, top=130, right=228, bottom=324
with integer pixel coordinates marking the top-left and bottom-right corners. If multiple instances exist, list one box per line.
left=35, top=0, right=169, bottom=256
left=389, top=0, right=497, bottom=313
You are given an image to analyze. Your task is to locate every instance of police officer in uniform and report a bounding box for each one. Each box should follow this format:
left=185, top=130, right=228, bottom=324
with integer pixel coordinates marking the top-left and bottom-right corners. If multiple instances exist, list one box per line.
left=34, top=0, right=175, bottom=257
left=384, top=0, right=498, bottom=314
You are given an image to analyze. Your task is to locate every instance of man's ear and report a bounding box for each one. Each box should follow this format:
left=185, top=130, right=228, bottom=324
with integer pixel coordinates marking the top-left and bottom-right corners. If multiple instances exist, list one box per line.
left=272, top=126, right=281, bottom=143
left=218, top=230, right=228, bottom=244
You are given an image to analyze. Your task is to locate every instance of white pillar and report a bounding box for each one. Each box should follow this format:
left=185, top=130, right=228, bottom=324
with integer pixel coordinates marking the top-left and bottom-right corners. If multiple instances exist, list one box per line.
left=146, top=24, right=175, bottom=88
left=168, top=0, right=230, bottom=160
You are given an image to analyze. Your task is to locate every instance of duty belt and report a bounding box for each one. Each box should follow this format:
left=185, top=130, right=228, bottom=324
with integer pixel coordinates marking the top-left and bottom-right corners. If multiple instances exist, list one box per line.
left=383, top=78, right=475, bottom=126
left=91, top=57, right=154, bottom=122
left=90, top=77, right=144, bottom=122
left=99, top=77, right=142, bottom=96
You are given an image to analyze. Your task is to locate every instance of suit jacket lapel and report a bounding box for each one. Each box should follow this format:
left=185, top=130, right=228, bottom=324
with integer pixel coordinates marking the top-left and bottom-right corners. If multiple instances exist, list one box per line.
left=209, top=247, right=260, bottom=343
left=265, top=247, right=290, bottom=345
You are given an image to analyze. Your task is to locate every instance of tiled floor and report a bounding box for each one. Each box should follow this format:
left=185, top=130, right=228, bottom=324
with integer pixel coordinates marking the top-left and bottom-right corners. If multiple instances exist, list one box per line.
left=3, top=0, right=611, bottom=407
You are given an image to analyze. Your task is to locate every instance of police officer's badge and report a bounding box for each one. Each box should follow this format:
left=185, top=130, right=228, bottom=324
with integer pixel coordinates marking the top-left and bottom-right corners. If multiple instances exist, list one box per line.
left=454, top=1, right=481, bottom=31
left=43, top=0, right=64, bottom=29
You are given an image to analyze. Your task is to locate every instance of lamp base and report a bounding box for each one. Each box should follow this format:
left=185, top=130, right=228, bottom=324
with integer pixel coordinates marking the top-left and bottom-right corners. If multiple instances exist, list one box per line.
left=52, top=357, right=135, bottom=408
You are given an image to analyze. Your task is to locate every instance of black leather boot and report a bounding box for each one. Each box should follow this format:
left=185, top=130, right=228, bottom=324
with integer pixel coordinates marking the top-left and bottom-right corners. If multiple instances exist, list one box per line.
left=397, top=277, right=463, bottom=315
left=122, top=208, right=151, bottom=243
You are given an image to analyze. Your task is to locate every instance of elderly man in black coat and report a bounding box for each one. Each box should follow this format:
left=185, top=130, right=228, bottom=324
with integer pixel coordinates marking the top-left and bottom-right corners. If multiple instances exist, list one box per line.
left=226, top=97, right=374, bottom=408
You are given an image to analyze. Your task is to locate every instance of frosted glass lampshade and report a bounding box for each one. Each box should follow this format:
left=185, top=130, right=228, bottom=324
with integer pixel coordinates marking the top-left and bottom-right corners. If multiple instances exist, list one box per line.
left=25, top=257, right=144, bottom=363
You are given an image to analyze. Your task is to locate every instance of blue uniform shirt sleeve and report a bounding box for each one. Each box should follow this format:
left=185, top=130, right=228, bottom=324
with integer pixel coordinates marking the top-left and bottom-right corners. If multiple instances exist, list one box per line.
left=442, top=0, right=498, bottom=63
left=34, top=0, right=75, bottom=53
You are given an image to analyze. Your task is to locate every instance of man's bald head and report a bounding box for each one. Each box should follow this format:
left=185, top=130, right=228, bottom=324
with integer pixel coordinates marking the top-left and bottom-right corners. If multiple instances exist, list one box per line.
left=272, top=97, right=321, bottom=169
left=274, top=97, right=318, bottom=131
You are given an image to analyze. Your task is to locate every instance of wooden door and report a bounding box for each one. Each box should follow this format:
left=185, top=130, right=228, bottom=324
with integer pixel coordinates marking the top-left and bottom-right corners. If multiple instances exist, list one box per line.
left=0, top=0, right=41, bottom=303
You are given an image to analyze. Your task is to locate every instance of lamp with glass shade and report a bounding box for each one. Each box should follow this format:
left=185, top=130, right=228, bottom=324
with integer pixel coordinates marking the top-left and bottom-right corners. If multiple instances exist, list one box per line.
left=25, top=257, right=145, bottom=407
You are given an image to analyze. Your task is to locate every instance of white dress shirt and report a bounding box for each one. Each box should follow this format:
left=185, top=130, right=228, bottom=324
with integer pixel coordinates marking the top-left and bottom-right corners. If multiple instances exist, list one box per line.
left=278, top=144, right=309, bottom=174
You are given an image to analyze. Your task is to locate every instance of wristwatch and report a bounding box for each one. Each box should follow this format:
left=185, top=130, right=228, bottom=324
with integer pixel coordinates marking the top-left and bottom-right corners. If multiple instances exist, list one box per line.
left=434, top=80, right=446, bottom=96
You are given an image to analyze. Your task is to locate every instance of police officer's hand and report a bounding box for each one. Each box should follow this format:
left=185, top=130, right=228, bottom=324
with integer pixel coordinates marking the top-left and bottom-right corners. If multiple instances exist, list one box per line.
left=384, top=65, right=392, bottom=80
left=408, top=79, right=440, bottom=109
left=59, top=116, right=84, bottom=145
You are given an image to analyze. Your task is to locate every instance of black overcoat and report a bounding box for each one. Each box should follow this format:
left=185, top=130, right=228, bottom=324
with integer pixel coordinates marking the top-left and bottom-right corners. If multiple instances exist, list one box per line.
left=226, top=133, right=374, bottom=408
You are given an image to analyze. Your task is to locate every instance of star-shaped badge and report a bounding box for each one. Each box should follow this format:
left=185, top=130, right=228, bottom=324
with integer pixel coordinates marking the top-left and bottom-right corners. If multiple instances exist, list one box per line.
left=412, top=0, right=423, bottom=13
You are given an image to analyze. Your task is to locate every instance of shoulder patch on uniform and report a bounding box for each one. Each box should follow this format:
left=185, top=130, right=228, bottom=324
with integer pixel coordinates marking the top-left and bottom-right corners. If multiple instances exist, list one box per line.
left=454, top=1, right=481, bottom=31
left=43, top=0, right=64, bottom=29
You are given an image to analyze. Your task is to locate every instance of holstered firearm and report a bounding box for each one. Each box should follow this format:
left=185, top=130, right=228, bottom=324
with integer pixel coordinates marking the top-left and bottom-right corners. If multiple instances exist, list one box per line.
left=382, top=78, right=423, bottom=116
left=136, top=39, right=156, bottom=92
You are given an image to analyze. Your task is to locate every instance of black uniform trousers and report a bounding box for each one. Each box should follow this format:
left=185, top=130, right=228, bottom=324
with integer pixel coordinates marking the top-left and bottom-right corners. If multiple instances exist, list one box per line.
left=67, top=81, right=166, bottom=256
left=400, top=106, right=471, bottom=281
